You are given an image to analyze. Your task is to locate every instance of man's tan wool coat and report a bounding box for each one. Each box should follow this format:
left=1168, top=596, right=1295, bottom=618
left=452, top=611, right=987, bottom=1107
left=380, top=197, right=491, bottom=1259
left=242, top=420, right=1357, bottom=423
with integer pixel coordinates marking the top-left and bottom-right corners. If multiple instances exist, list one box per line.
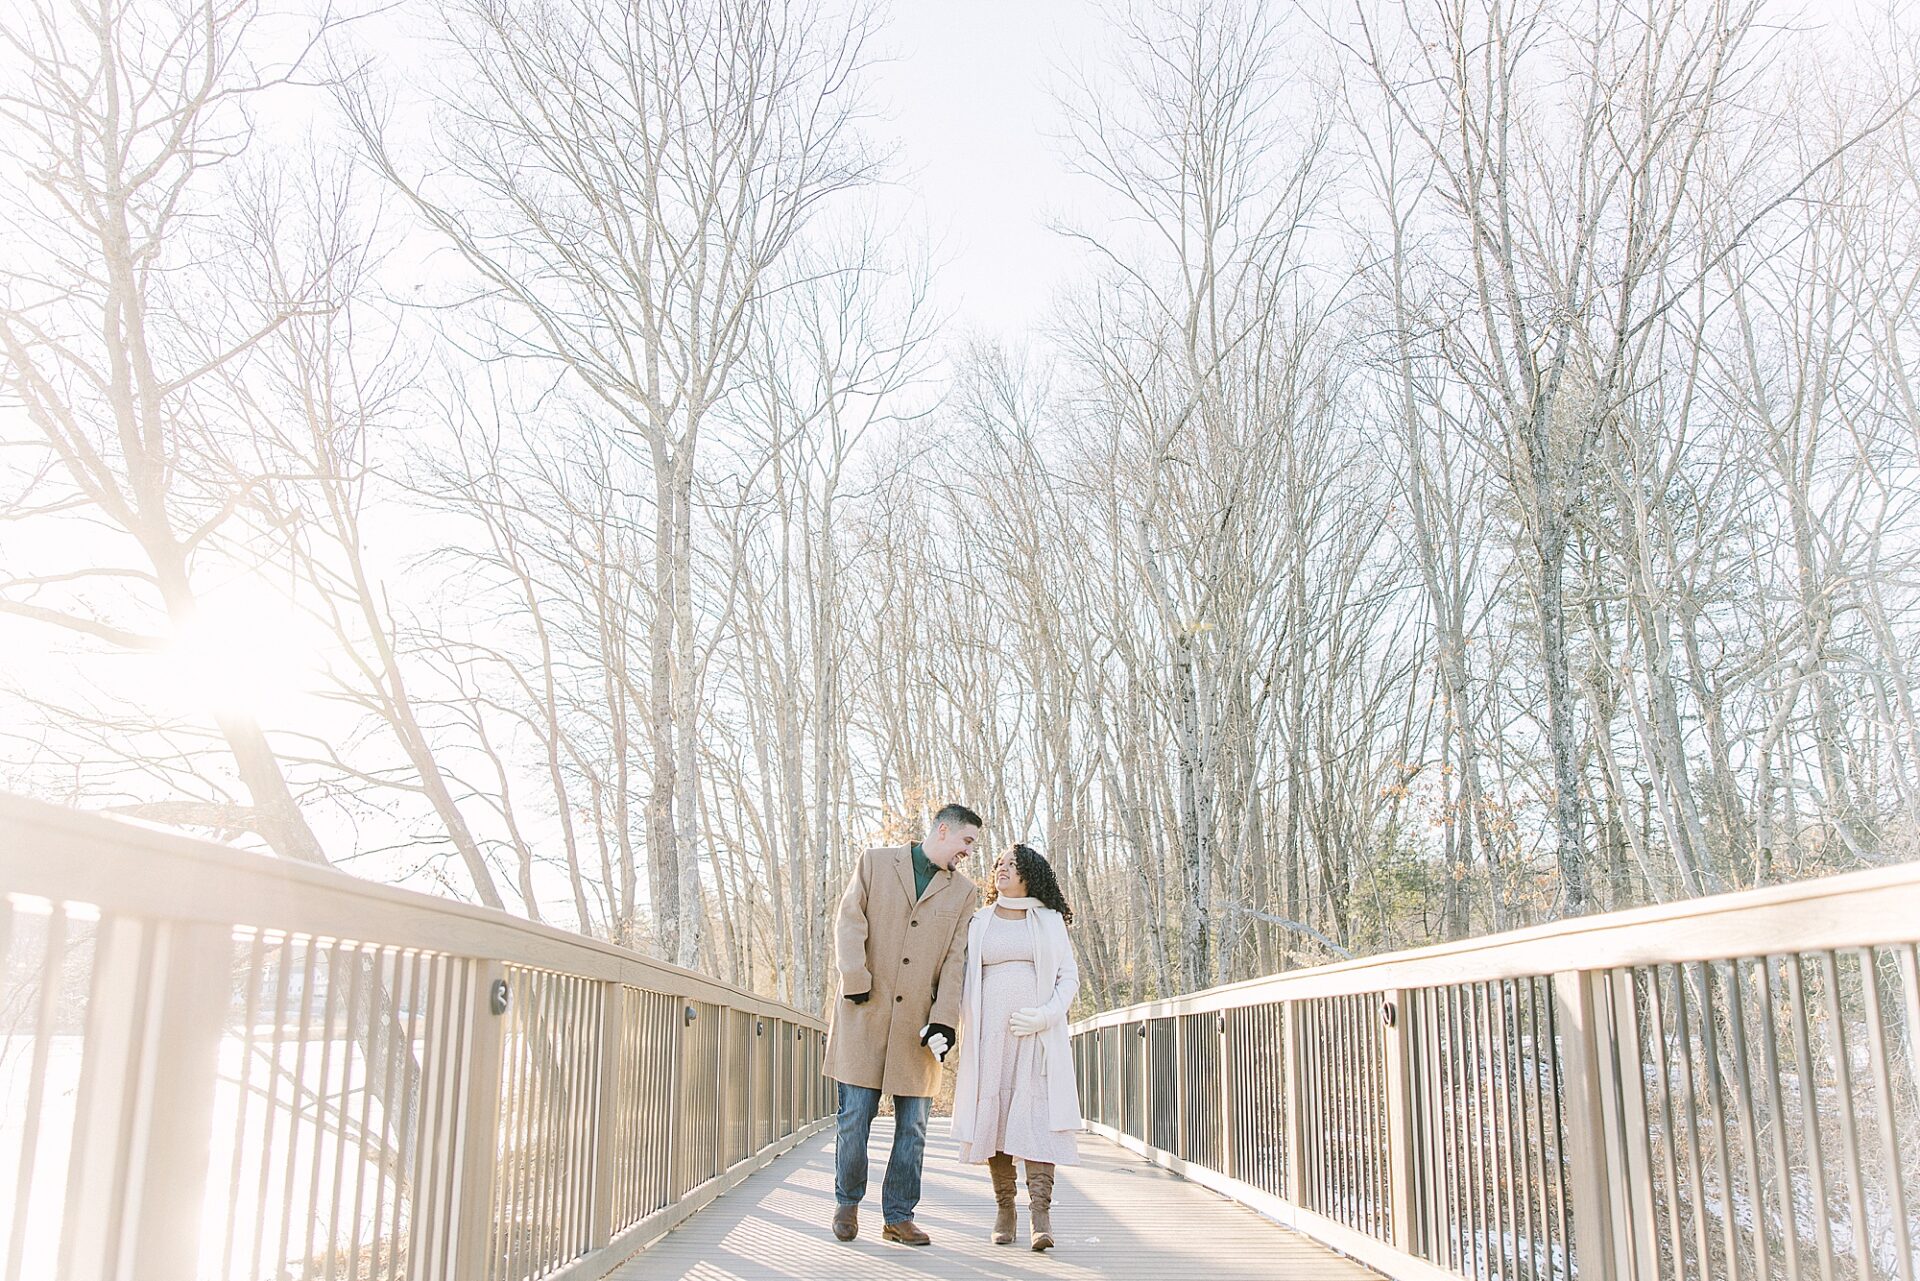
left=825, top=845, right=977, bottom=1099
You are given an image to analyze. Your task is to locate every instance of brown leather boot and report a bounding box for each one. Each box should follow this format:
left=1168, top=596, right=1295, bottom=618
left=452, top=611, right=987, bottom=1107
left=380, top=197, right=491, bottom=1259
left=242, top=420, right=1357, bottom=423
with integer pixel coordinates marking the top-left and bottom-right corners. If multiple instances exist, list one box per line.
left=1025, top=1160, right=1056, bottom=1252
left=882, top=1219, right=932, bottom=1246
left=832, top=1203, right=857, bottom=1241
left=988, top=1153, right=1018, bottom=1244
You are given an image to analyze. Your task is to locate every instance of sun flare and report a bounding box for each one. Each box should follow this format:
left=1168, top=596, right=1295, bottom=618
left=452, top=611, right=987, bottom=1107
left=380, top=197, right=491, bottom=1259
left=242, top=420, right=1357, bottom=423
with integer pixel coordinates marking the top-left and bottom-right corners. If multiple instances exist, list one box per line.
left=160, top=583, right=325, bottom=723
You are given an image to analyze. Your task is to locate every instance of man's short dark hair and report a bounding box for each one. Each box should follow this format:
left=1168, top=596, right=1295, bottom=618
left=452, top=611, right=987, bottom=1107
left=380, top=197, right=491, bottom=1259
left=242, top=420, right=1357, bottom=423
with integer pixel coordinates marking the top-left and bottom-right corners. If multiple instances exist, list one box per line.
left=933, top=802, right=983, bottom=831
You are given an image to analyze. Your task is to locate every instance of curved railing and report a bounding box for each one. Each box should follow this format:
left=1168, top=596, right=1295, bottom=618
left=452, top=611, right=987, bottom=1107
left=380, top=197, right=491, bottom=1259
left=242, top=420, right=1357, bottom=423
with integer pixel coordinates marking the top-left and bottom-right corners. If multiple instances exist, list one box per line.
left=0, top=794, right=831, bottom=1281
left=1072, top=863, right=1920, bottom=1281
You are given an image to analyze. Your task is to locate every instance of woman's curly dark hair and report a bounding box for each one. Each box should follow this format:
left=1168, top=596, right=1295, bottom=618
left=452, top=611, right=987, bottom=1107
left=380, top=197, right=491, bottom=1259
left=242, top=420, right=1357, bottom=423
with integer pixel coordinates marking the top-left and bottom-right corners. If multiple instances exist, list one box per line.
left=986, top=842, right=1073, bottom=925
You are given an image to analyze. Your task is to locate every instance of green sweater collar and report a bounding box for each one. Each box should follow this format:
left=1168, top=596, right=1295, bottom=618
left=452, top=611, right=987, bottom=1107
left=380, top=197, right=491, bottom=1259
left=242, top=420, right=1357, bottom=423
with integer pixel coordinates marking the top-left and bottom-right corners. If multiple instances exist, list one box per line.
left=911, top=842, right=937, bottom=898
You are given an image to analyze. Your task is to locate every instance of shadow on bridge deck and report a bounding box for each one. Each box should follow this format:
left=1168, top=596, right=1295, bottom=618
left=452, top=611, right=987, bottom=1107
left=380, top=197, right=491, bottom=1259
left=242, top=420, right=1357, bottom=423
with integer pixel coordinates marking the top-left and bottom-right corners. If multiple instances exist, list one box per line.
left=613, top=1118, right=1381, bottom=1280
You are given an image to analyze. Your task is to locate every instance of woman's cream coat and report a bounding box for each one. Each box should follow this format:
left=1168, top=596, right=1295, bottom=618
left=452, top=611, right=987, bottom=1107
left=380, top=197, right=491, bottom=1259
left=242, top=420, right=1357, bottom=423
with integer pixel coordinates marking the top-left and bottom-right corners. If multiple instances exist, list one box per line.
left=949, top=904, right=1084, bottom=1147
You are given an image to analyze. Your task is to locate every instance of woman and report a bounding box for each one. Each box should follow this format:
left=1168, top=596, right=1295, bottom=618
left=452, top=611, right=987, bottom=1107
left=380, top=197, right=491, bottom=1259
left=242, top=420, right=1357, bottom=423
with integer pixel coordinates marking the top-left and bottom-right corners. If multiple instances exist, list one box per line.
left=950, top=842, right=1082, bottom=1251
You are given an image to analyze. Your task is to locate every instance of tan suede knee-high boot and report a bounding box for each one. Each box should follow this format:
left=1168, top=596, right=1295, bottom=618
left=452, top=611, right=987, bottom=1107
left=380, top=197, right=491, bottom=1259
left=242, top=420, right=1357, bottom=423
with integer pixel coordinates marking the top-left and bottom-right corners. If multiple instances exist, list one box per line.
left=988, top=1153, right=1018, bottom=1244
left=1024, top=1160, right=1055, bottom=1251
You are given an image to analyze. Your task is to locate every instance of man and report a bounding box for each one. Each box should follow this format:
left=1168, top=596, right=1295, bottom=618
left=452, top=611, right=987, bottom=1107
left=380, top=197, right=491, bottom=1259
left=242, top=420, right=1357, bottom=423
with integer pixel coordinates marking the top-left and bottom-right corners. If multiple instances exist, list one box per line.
left=824, top=802, right=981, bottom=1246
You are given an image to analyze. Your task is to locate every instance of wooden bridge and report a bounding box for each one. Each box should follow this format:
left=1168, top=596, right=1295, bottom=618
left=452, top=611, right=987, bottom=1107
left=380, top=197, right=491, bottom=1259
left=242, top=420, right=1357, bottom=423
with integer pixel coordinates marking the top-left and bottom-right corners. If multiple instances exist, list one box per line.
left=2, top=793, right=1917, bottom=1280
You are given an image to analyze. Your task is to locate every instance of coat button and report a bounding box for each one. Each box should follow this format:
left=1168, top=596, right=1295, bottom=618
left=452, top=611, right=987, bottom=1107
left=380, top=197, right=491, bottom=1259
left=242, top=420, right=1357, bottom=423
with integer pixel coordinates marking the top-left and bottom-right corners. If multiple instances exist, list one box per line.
left=902, top=957, right=910, bottom=965
left=895, top=995, right=904, bottom=1003
left=910, top=920, right=918, bottom=927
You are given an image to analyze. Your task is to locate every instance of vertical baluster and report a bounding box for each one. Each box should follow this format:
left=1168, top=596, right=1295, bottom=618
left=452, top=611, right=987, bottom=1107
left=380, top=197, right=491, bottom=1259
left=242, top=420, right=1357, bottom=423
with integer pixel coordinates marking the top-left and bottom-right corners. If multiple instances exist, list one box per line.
left=302, top=939, right=345, bottom=1280
left=1698, top=962, right=1744, bottom=1280
left=1857, top=949, right=1913, bottom=1281
left=1496, top=979, right=1520, bottom=1279
left=275, top=939, right=321, bottom=1279
left=1469, top=981, right=1490, bottom=1278
left=1754, top=958, right=1805, bottom=1281
left=1784, top=954, right=1838, bottom=1281
left=1725, top=959, right=1774, bottom=1281
left=1440, top=987, right=1464, bottom=1273
left=590, top=982, right=624, bottom=1253
left=1348, top=996, right=1364, bottom=1230
left=1815, top=951, right=1871, bottom=1281
left=1515, top=978, right=1541, bottom=1281
left=345, top=951, right=382, bottom=1281
left=1283, top=1002, right=1304, bottom=1210
left=544, top=974, right=569, bottom=1265
left=1524, top=978, right=1561, bottom=1280
left=11, top=908, right=66, bottom=1281
left=1670, top=963, right=1714, bottom=1276
left=323, top=946, right=365, bottom=1281
left=415, top=954, right=467, bottom=1277
left=1548, top=986, right=1575, bottom=1273
left=378, top=951, right=424, bottom=1281
left=1453, top=983, right=1474, bottom=1275
left=223, top=931, right=269, bottom=1281
left=572, top=977, right=599, bottom=1254
left=1645, top=963, right=1687, bottom=1280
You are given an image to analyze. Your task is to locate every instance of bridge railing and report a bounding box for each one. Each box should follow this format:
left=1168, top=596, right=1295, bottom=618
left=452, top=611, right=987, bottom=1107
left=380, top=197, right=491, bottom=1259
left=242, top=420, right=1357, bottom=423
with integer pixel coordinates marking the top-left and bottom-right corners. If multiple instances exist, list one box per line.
left=1072, top=863, right=1920, bottom=1281
left=0, top=795, right=831, bottom=1281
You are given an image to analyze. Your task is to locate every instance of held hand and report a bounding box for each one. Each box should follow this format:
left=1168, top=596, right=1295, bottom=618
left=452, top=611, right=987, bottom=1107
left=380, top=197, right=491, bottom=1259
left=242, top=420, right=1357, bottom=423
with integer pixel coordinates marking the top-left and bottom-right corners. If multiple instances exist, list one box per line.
left=844, top=991, right=871, bottom=1005
left=919, top=1022, right=958, bottom=1063
left=1008, top=1007, right=1047, bottom=1037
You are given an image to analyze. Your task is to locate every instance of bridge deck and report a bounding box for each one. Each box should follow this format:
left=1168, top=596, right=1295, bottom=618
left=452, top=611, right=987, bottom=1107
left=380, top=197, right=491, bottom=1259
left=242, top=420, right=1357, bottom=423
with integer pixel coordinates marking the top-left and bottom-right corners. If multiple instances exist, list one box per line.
left=613, top=1118, right=1381, bottom=1280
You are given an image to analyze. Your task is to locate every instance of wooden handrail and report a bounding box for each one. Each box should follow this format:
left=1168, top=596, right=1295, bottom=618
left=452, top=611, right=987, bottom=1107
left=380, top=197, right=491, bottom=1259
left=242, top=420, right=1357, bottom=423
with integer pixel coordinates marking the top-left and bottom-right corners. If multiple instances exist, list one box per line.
left=1071, top=857, right=1920, bottom=1028
left=0, top=793, right=817, bottom=1022
left=1071, top=860, right=1920, bottom=1281
left=0, top=793, right=832, bottom=1281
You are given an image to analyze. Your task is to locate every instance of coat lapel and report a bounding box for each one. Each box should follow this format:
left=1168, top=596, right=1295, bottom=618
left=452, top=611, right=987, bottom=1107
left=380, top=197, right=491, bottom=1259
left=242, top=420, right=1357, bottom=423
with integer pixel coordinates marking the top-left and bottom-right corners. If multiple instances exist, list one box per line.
left=891, top=847, right=917, bottom=906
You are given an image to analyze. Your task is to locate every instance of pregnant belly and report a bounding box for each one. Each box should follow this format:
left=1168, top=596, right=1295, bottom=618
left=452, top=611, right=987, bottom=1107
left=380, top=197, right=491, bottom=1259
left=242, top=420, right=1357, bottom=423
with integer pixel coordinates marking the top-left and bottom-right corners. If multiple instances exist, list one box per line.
left=982, top=960, right=1039, bottom=1006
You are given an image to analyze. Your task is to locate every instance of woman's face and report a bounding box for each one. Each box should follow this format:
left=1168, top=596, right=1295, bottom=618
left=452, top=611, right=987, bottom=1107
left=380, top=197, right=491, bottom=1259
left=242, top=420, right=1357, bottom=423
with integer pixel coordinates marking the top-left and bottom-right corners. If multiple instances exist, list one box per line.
left=993, top=852, right=1029, bottom=899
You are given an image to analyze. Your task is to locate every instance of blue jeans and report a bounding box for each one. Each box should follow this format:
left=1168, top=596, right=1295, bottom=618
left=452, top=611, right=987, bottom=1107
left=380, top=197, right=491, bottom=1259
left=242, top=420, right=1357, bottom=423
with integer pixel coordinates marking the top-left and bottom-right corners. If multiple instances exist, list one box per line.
left=834, top=1083, right=931, bottom=1224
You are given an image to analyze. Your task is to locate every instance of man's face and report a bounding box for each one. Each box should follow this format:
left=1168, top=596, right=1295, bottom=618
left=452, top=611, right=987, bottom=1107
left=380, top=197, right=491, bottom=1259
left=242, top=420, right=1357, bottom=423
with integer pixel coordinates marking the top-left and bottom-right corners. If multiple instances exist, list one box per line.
left=924, top=821, right=980, bottom=870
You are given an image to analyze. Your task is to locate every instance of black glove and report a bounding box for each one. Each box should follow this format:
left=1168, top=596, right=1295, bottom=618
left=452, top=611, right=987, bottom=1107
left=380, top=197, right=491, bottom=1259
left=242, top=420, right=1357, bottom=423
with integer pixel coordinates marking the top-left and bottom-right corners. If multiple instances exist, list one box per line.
left=919, top=1022, right=958, bottom=1063
left=844, top=991, right=871, bottom=1005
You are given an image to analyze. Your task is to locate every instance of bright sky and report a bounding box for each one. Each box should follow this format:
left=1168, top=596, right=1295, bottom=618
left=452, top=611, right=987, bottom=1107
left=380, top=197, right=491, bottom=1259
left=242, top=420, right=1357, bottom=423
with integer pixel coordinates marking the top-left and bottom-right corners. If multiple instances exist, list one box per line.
left=870, top=0, right=1110, bottom=340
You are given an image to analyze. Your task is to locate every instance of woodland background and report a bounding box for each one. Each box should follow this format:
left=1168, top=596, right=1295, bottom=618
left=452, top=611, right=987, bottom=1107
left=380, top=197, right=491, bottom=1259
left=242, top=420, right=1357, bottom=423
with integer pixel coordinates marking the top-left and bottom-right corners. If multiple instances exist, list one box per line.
left=6, top=0, right=1920, bottom=1015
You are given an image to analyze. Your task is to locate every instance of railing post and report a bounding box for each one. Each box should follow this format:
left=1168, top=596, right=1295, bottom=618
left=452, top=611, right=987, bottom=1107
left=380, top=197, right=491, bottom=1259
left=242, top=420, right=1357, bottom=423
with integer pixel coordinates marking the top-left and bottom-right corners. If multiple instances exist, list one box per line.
left=1383, top=988, right=1416, bottom=1255
left=588, top=980, right=626, bottom=1250
left=62, top=918, right=233, bottom=1281
left=1552, top=970, right=1617, bottom=1281
left=1282, top=1001, right=1306, bottom=1203
left=448, top=958, right=506, bottom=1280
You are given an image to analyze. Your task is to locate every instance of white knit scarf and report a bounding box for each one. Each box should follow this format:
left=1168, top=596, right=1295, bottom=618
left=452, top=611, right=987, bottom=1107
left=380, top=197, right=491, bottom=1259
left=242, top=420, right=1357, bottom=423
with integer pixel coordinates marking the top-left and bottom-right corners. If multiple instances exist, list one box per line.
left=991, top=895, right=1043, bottom=910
